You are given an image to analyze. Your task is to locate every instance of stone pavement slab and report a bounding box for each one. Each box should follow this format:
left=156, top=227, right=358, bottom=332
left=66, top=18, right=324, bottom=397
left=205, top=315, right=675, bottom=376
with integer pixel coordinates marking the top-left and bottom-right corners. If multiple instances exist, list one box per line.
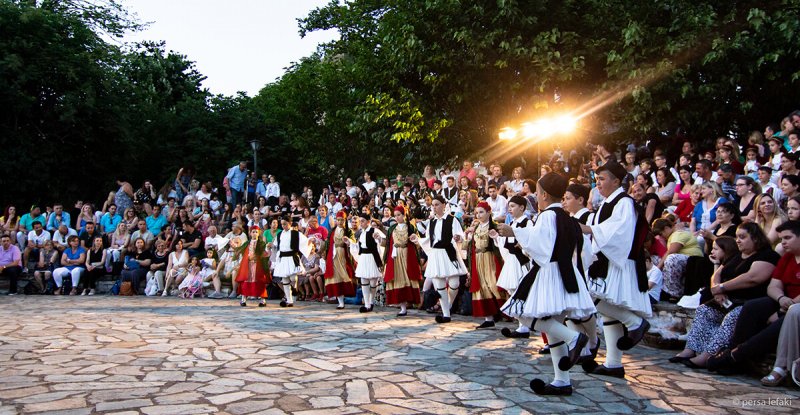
left=0, top=297, right=798, bottom=414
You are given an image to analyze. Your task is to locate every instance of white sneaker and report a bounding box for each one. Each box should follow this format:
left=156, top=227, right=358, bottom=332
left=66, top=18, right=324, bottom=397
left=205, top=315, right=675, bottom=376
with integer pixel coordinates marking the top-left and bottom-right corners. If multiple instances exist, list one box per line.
left=202, top=281, right=211, bottom=288
left=88, top=289, right=95, bottom=296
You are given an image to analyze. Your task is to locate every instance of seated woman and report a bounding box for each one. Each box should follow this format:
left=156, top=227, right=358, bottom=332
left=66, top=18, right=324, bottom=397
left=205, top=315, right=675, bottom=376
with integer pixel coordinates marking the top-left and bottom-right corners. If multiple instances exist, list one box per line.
left=83, top=236, right=106, bottom=296
left=698, top=202, right=741, bottom=256
left=671, top=165, right=694, bottom=207
left=163, top=240, right=189, bottom=296
left=674, top=184, right=701, bottom=224
left=52, top=236, right=86, bottom=295
left=671, top=223, right=779, bottom=368
left=754, top=192, right=787, bottom=247
left=706, top=220, right=800, bottom=380
left=147, top=240, right=170, bottom=295
left=105, top=223, right=129, bottom=273
left=734, top=177, right=760, bottom=222
left=655, top=167, right=677, bottom=206
left=632, top=183, right=665, bottom=224
left=652, top=217, right=704, bottom=300
left=120, top=238, right=151, bottom=294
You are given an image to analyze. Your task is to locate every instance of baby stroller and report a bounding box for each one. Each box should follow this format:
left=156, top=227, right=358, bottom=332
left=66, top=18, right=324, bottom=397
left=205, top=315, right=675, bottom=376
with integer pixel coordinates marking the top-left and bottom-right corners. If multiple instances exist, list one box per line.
left=180, top=267, right=205, bottom=299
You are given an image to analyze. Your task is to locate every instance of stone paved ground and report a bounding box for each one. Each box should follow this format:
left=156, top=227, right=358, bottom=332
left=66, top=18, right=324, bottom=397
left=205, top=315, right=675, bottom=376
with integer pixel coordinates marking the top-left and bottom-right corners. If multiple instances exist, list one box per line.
left=0, top=297, right=798, bottom=415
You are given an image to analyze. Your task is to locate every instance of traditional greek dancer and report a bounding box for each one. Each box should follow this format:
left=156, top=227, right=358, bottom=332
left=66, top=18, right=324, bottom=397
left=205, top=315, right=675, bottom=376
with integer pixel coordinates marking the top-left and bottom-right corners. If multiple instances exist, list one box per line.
left=381, top=206, right=422, bottom=316
left=272, top=218, right=312, bottom=308
left=235, top=226, right=270, bottom=307
left=562, top=183, right=600, bottom=363
left=580, top=161, right=652, bottom=379
left=324, top=211, right=357, bottom=309
left=465, top=201, right=504, bottom=329
left=498, top=173, right=596, bottom=396
left=348, top=214, right=386, bottom=312
left=495, top=195, right=534, bottom=338
left=410, top=196, right=467, bottom=323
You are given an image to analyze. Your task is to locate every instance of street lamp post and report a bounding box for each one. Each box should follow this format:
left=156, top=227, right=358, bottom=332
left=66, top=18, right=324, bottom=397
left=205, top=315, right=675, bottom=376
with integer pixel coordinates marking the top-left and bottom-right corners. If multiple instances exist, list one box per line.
left=250, top=139, right=261, bottom=177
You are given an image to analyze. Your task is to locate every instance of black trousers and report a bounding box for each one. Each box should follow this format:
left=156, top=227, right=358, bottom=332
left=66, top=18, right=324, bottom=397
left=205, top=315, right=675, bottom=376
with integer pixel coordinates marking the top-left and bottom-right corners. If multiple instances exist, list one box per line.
left=730, top=296, right=784, bottom=361
left=1, top=265, right=21, bottom=293
left=84, top=268, right=104, bottom=290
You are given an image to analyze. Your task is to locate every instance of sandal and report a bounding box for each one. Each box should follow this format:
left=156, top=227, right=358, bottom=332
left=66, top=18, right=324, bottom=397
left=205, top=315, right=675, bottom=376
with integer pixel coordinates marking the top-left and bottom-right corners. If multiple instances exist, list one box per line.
left=761, top=369, right=786, bottom=387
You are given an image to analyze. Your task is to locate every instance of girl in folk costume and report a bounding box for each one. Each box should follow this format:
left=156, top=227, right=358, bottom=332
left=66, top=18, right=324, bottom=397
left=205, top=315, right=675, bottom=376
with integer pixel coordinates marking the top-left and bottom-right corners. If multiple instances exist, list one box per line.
left=235, top=226, right=271, bottom=307
left=410, top=196, right=467, bottom=324
left=494, top=195, right=534, bottom=338
left=348, top=214, right=386, bottom=312
left=324, top=210, right=357, bottom=309
left=498, top=173, right=596, bottom=396
left=465, top=201, right=504, bottom=329
left=381, top=206, right=422, bottom=316
left=580, top=161, right=652, bottom=379
left=273, top=218, right=312, bottom=308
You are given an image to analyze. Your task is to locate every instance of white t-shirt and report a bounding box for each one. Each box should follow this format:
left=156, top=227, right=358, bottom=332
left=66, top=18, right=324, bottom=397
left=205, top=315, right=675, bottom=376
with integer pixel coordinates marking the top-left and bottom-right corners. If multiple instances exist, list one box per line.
left=647, top=266, right=663, bottom=301
left=205, top=234, right=228, bottom=250
left=28, top=230, right=51, bottom=246
left=52, top=228, right=77, bottom=246
left=195, top=190, right=212, bottom=201
left=363, top=181, right=376, bottom=194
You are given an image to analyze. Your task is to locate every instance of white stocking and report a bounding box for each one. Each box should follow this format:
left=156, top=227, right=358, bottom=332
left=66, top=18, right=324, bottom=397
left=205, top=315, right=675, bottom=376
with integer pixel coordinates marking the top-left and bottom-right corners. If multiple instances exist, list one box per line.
left=432, top=278, right=451, bottom=317
left=549, top=342, right=571, bottom=386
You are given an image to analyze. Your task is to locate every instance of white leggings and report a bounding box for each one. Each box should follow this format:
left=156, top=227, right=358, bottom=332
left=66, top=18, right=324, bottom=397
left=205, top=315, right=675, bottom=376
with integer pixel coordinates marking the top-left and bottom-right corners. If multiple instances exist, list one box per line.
left=431, top=276, right=461, bottom=317
left=53, top=267, right=84, bottom=288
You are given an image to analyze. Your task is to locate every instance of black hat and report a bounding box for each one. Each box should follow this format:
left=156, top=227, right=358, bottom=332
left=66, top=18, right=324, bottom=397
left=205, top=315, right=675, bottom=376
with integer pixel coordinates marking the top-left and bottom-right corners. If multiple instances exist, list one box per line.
left=596, top=161, right=627, bottom=182
left=566, top=183, right=590, bottom=202
left=538, top=173, right=568, bottom=199
left=509, top=195, right=527, bottom=207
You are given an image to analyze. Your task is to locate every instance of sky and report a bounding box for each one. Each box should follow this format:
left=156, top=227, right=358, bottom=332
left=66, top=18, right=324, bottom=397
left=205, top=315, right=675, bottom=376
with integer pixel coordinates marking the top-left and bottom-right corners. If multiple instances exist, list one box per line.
left=120, top=0, right=339, bottom=97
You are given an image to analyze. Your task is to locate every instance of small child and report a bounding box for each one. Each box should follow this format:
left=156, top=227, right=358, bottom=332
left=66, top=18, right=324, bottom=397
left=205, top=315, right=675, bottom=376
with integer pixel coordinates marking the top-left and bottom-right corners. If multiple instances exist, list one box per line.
left=744, top=147, right=760, bottom=180
left=200, top=248, right=224, bottom=298
left=178, top=256, right=204, bottom=298
left=33, top=240, right=58, bottom=292
left=645, top=256, right=664, bottom=304
left=789, top=133, right=800, bottom=154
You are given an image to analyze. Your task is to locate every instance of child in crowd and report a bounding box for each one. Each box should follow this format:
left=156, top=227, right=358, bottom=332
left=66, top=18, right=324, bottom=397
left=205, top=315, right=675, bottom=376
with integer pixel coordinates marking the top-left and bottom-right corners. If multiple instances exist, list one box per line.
left=646, top=255, right=663, bottom=304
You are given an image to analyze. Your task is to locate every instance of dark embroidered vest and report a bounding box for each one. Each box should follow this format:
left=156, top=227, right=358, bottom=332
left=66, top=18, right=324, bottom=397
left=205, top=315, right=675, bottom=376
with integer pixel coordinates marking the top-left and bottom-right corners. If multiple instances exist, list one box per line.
left=504, top=217, right=530, bottom=267
left=278, top=230, right=301, bottom=266
left=431, top=215, right=459, bottom=266
left=587, top=191, right=649, bottom=292
left=358, top=228, right=383, bottom=267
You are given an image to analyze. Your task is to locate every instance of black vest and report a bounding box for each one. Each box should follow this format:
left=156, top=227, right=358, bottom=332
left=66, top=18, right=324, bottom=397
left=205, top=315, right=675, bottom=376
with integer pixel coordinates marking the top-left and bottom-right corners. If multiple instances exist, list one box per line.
left=278, top=230, right=301, bottom=267
left=431, top=215, right=459, bottom=266
left=358, top=228, right=383, bottom=268
left=504, top=217, right=530, bottom=267
left=576, top=210, right=592, bottom=225
left=587, top=191, right=649, bottom=292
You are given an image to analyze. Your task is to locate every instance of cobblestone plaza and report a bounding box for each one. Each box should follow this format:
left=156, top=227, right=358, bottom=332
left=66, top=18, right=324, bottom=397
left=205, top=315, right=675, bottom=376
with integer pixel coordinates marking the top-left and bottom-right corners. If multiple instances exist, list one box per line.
left=0, top=297, right=798, bottom=414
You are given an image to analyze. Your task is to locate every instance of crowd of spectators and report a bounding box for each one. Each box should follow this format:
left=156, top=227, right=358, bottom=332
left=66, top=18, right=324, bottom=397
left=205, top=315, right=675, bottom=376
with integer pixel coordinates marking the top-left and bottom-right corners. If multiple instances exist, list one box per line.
left=2, top=110, right=800, bottom=386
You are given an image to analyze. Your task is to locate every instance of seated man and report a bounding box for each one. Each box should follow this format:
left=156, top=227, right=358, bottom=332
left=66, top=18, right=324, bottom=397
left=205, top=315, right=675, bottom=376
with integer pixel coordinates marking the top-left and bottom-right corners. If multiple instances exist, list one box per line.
left=99, top=204, right=122, bottom=234
left=78, top=222, right=105, bottom=250
left=24, top=221, right=50, bottom=273
left=0, top=234, right=22, bottom=295
left=46, top=203, right=72, bottom=233
left=145, top=205, right=168, bottom=236
left=181, top=222, right=203, bottom=258
left=204, top=226, right=227, bottom=251
left=16, top=205, right=46, bottom=252
left=51, top=224, right=77, bottom=253
left=130, top=220, right=155, bottom=251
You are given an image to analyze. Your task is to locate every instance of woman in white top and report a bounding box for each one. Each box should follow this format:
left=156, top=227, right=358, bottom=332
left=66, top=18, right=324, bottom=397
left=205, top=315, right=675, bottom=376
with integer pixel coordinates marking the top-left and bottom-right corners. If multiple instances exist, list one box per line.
left=163, top=240, right=190, bottom=296
left=105, top=223, right=130, bottom=272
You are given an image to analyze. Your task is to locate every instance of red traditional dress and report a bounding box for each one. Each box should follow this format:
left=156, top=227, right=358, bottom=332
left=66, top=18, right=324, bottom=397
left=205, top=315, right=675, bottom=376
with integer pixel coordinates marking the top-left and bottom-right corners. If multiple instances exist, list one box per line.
left=468, top=220, right=503, bottom=317
left=383, top=222, right=422, bottom=305
left=324, top=225, right=356, bottom=297
left=235, top=237, right=270, bottom=297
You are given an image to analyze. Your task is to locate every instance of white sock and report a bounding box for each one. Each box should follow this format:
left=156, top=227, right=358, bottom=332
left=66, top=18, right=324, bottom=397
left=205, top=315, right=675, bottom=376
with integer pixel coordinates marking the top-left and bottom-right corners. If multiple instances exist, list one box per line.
left=447, top=287, right=458, bottom=306
left=400, top=303, right=407, bottom=313
left=241, top=294, right=246, bottom=302
left=485, top=317, right=493, bottom=322
left=567, top=315, right=598, bottom=355
left=437, top=288, right=451, bottom=317
left=282, top=283, right=293, bottom=304
left=596, top=301, right=642, bottom=330
left=337, top=295, right=345, bottom=307
left=601, top=320, right=625, bottom=368
left=534, top=318, right=579, bottom=345
left=549, top=342, right=571, bottom=385
left=518, top=316, right=533, bottom=333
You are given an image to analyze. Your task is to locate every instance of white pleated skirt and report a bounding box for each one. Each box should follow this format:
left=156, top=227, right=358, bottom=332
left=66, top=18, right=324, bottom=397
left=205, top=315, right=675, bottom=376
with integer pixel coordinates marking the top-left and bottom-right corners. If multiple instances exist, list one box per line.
left=589, top=259, right=652, bottom=318
left=355, top=254, right=382, bottom=279
left=502, top=262, right=596, bottom=320
left=497, top=256, right=529, bottom=292
left=424, top=249, right=465, bottom=279
left=273, top=255, right=302, bottom=278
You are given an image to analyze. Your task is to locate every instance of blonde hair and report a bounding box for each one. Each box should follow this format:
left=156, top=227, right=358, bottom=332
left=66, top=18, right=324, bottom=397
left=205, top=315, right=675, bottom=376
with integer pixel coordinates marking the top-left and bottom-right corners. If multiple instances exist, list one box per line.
left=701, top=181, right=724, bottom=200
left=754, top=193, right=787, bottom=231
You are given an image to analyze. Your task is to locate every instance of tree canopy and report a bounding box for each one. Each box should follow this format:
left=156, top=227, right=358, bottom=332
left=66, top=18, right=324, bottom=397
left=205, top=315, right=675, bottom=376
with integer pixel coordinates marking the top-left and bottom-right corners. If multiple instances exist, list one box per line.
left=2, top=0, right=800, bottom=208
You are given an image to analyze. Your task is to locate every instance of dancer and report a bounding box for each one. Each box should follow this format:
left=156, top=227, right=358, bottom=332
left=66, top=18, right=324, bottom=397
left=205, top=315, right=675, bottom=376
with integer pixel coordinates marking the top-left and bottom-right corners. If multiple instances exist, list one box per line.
left=348, top=214, right=385, bottom=312
left=235, top=226, right=270, bottom=307
left=324, top=211, right=357, bottom=309
left=411, top=196, right=467, bottom=323
left=273, top=218, right=311, bottom=307
left=465, top=201, right=503, bottom=329
left=495, top=195, right=533, bottom=338
left=498, top=173, right=596, bottom=396
left=382, top=206, right=422, bottom=316
left=562, top=183, right=601, bottom=362
left=580, top=161, right=652, bottom=378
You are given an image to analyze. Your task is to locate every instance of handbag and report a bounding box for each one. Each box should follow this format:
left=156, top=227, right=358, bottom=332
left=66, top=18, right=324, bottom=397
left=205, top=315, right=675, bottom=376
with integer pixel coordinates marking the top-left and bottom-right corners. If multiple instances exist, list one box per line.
left=119, top=281, right=134, bottom=296
left=124, top=257, right=140, bottom=270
